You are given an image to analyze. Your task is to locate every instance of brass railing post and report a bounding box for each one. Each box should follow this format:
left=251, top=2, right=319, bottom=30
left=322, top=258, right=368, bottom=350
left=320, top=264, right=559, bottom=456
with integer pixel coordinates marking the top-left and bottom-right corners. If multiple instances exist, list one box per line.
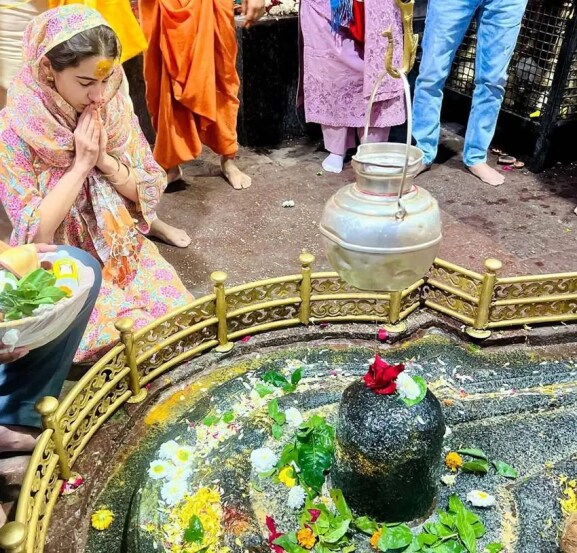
left=0, top=521, right=26, bottom=552
left=466, top=258, right=502, bottom=339
left=299, top=252, right=315, bottom=325
left=383, top=290, right=407, bottom=332
left=212, top=271, right=234, bottom=353
left=36, top=397, right=72, bottom=481
left=115, top=318, right=147, bottom=403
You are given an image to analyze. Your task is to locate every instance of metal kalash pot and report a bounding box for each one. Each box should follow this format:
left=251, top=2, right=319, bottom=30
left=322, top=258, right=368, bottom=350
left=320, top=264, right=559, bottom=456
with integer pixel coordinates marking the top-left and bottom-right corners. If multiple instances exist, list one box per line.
left=319, top=1, right=442, bottom=292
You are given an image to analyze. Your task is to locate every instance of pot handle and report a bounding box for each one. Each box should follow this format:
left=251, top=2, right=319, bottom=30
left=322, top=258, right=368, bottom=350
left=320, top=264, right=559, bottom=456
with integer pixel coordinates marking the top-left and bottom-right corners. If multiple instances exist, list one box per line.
left=362, top=0, right=418, bottom=220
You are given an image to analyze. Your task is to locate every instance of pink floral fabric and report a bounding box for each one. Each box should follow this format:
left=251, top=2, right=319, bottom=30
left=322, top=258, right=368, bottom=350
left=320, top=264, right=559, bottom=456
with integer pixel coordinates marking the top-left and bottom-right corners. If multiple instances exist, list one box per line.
left=300, top=0, right=406, bottom=128
left=0, top=5, right=192, bottom=362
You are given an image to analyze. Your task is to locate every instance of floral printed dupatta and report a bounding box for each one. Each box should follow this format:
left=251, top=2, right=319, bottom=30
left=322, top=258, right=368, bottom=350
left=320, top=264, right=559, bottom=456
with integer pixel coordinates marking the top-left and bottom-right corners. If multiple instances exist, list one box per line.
left=5, top=6, right=142, bottom=287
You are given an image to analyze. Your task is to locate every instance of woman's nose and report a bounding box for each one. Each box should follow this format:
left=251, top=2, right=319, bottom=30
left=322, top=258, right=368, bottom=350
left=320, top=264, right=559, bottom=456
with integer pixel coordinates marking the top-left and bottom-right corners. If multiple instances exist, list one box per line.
left=88, top=85, right=105, bottom=104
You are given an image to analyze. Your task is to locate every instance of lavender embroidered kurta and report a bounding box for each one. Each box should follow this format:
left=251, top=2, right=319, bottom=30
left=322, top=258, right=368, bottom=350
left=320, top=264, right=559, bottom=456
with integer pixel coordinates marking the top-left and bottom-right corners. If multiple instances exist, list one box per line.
left=300, top=0, right=406, bottom=129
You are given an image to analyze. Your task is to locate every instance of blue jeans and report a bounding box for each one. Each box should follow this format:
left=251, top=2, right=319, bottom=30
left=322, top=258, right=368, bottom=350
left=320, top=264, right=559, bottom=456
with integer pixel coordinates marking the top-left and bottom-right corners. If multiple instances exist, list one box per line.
left=0, top=247, right=102, bottom=428
left=412, top=0, right=528, bottom=167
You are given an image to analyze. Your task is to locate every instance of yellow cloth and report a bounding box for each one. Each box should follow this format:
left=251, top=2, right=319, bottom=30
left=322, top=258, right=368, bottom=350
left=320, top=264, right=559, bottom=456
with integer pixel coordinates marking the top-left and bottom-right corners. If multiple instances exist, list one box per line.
left=48, top=0, right=147, bottom=62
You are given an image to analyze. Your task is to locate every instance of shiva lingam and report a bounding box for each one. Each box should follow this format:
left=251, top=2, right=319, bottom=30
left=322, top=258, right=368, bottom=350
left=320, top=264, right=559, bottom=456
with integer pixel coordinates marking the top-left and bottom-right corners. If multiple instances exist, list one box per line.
left=321, top=0, right=446, bottom=522
left=319, top=0, right=441, bottom=292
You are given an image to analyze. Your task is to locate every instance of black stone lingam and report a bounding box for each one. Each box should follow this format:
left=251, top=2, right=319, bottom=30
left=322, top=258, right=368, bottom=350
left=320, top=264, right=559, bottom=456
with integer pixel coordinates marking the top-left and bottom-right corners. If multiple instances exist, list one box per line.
left=331, top=380, right=445, bottom=522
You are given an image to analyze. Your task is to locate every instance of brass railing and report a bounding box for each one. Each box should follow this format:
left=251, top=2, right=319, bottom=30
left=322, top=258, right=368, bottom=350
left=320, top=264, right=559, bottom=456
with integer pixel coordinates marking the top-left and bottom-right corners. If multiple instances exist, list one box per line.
left=1, top=253, right=577, bottom=552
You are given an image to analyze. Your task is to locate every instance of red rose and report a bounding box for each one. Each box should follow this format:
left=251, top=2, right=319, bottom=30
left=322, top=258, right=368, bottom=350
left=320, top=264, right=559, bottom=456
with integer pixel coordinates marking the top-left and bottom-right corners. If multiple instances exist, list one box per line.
left=363, top=354, right=405, bottom=395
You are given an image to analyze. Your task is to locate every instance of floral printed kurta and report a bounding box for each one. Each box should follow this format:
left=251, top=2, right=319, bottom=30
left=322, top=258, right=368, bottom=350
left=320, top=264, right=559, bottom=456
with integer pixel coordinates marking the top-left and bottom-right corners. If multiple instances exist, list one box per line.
left=0, top=112, right=193, bottom=362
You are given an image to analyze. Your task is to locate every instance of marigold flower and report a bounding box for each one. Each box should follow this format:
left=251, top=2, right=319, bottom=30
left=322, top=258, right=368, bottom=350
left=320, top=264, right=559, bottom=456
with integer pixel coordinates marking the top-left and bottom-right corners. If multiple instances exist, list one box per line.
left=91, top=509, right=114, bottom=531
left=370, top=528, right=382, bottom=549
left=445, top=451, right=463, bottom=472
left=297, top=527, right=316, bottom=549
left=278, top=466, right=297, bottom=487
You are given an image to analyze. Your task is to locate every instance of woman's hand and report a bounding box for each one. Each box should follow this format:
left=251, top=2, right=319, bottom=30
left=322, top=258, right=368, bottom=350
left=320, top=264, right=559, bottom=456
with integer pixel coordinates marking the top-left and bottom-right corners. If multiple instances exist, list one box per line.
left=242, top=0, right=265, bottom=27
left=96, top=108, right=109, bottom=170
left=0, top=347, right=29, bottom=364
left=72, top=106, right=100, bottom=175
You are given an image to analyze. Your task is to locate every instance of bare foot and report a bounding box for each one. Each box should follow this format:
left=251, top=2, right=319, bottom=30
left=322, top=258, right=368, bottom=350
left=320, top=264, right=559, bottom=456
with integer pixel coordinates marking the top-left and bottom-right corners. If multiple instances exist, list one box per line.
left=467, top=162, right=505, bottom=186
left=166, top=165, right=183, bottom=184
left=147, top=218, right=191, bottom=248
left=0, top=506, right=6, bottom=528
left=0, top=425, right=39, bottom=454
left=220, top=157, right=252, bottom=190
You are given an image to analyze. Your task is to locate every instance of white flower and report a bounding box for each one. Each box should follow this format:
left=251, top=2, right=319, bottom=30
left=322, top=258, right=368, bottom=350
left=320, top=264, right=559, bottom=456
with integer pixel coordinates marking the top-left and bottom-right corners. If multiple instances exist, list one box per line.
left=444, top=426, right=453, bottom=438
left=172, top=445, right=194, bottom=466
left=396, top=372, right=421, bottom=400
left=1, top=329, right=19, bottom=349
left=158, top=440, right=180, bottom=460
left=441, top=474, right=457, bottom=487
left=148, top=459, right=173, bottom=480
left=285, top=407, right=303, bottom=428
left=250, top=447, right=278, bottom=473
left=287, top=486, right=306, bottom=509
left=466, top=490, right=496, bottom=508
left=160, top=479, right=188, bottom=506
left=168, top=464, right=193, bottom=481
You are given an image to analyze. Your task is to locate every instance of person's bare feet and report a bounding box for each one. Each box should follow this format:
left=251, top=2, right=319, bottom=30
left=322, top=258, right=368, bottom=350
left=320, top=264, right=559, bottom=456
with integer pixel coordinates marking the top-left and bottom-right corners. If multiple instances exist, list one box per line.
left=220, top=157, right=252, bottom=190
left=415, top=162, right=432, bottom=178
left=0, top=425, right=39, bottom=454
left=467, top=162, right=505, bottom=186
left=147, top=218, right=191, bottom=248
left=166, top=165, right=183, bottom=184
left=0, top=505, right=6, bottom=528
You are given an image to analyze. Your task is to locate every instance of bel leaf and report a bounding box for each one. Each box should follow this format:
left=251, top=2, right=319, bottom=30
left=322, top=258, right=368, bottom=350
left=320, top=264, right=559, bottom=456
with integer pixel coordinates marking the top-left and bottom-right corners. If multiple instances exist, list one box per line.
left=255, top=383, right=274, bottom=397
left=455, top=509, right=476, bottom=553
left=483, top=544, right=503, bottom=553
left=203, top=415, right=220, bottom=426
left=291, top=367, right=303, bottom=386
left=448, top=494, right=466, bottom=515
left=378, top=524, right=413, bottom=550
left=273, top=533, right=309, bottom=553
left=272, top=423, right=283, bottom=440
left=492, top=460, right=518, bottom=479
left=436, top=540, right=466, bottom=553
left=330, top=488, right=352, bottom=519
left=297, top=443, right=332, bottom=492
left=183, top=515, right=204, bottom=544
left=457, top=449, right=488, bottom=461
left=400, top=376, right=428, bottom=407
left=353, top=517, right=378, bottom=536
left=322, top=519, right=350, bottom=544
left=461, top=460, right=489, bottom=474
left=222, top=411, right=234, bottom=423
left=262, top=370, right=290, bottom=388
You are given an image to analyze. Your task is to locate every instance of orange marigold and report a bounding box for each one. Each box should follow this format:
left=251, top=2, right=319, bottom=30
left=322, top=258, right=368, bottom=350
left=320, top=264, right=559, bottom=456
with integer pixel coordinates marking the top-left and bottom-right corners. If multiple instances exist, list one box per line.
left=297, top=527, right=316, bottom=549
left=445, top=451, right=463, bottom=472
left=370, top=528, right=383, bottom=549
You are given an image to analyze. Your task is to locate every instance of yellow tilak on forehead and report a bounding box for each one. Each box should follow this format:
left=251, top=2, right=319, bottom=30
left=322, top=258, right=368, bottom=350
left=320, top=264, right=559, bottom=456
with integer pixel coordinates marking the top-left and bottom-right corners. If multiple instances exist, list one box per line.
left=94, top=59, right=114, bottom=79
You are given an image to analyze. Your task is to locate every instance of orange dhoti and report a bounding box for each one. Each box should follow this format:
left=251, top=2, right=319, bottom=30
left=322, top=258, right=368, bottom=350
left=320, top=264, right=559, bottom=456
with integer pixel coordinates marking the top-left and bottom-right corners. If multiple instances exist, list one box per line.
left=139, top=0, right=240, bottom=169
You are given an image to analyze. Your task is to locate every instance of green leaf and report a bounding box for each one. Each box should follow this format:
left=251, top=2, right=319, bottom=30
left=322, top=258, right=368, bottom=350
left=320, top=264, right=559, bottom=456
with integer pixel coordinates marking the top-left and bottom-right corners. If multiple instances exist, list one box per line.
left=37, top=286, right=66, bottom=302
left=353, top=517, right=378, bottom=536
left=18, top=269, right=55, bottom=291
left=457, top=449, right=488, bottom=461
left=202, top=415, right=220, bottom=426
left=470, top=521, right=485, bottom=539
left=255, top=383, right=274, bottom=397
left=291, top=367, right=303, bottom=386
left=492, top=460, right=518, bottom=479
left=273, top=533, right=309, bottom=553
left=418, top=532, right=439, bottom=546
left=298, top=443, right=333, bottom=492
left=483, top=544, right=503, bottom=553
left=400, top=376, right=428, bottom=407
left=222, top=411, right=234, bottom=423
left=378, top=524, right=413, bottom=550
left=272, top=423, right=283, bottom=440
left=330, top=489, right=352, bottom=519
left=323, top=519, right=350, bottom=544
left=183, top=515, right=204, bottom=544
left=461, top=460, right=489, bottom=474
left=262, top=370, right=290, bottom=388
left=455, top=509, right=476, bottom=553
left=268, top=399, right=286, bottom=425
left=434, top=540, right=466, bottom=553
left=341, top=544, right=356, bottom=553
left=404, top=537, right=423, bottom=553
left=438, top=511, right=456, bottom=530
left=279, top=444, right=298, bottom=467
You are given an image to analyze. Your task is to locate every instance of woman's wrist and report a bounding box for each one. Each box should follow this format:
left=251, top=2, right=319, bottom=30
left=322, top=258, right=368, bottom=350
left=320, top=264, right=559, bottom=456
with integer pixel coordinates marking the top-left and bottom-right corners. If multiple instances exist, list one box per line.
left=98, top=153, right=119, bottom=176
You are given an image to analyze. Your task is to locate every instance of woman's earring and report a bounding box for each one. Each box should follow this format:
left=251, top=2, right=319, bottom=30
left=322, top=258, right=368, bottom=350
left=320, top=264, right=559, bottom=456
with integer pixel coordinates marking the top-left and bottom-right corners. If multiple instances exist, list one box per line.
left=46, top=74, right=54, bottom=84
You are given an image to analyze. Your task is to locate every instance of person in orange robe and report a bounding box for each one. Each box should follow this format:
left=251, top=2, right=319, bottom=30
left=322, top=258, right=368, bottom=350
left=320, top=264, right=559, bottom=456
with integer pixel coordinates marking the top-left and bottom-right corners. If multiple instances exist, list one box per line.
left=139, top=0, right=265, bottom=190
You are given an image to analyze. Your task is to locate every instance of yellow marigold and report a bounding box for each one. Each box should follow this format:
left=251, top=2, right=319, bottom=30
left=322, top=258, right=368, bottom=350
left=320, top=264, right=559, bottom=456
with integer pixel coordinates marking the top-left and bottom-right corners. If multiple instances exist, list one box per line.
left=91, top=509, right=114, bottom=531
left=297, top=527, right=316, bottom=549
left=370, top=528, right=382, bottom=549
left=561, top=475, right=577, bottom=515
left=278, top=466, right=297, bottom=488
left=445, top=452, right=463, bottom=472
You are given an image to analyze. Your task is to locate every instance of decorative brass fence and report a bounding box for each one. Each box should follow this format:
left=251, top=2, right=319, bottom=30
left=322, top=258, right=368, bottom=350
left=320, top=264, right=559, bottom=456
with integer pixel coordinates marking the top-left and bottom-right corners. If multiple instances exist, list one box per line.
left=1, top=253, right=577, bottom=552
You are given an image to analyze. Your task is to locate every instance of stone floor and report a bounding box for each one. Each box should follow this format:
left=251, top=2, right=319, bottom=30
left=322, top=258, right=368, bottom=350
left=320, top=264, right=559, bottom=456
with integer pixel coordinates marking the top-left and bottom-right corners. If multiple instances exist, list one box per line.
left=2, top=125, right=577, bottom=540
left=154, top=127, right=577, bottom=298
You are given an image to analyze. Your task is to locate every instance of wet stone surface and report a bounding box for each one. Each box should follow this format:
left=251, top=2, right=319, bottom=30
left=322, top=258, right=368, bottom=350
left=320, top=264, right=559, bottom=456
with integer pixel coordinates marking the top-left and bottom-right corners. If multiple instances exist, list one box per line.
left=80, top=333, right=577, bottom=553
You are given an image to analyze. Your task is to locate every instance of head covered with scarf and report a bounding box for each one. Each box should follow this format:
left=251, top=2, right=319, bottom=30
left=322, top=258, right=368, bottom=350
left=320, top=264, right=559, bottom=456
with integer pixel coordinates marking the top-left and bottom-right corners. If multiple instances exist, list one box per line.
left=5, top=5, right=146, bottom=287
